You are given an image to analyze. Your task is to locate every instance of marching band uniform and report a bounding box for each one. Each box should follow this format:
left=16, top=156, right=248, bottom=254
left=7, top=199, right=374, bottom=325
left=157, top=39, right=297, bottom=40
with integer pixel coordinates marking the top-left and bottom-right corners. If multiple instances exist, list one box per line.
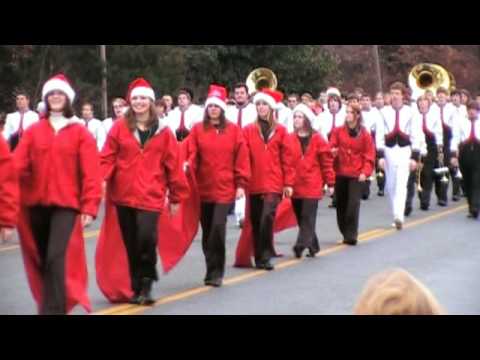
left=330, top=116, right=375, bottom=245
left=416, top=106, right=446, bottom=210
left=361, top=107, right=383, bottom=199
left=2, top=109, right=39, bottom=151
left=377, top=104, right=423, bottom=228
left=100, top=78, right=190, bottom=305
left=187, top=85, right=250, bottom=287
left=167, top=103, right=204, bottom=142
left=451, top=109, right=480, bottom=219
left=316, top=107, right=346, bottom=141
left=226, top=100, right=257, bottom=227
left=290, top=104, right=335, bottom=257
left=14, top=74, right=102, bottom=314
left=0, top=137, right=19, bottom=235
left=432, top=102, right=462, bottom=201
left=242, top=89, right=296, bottom=270
left=82, top=117, right=107, bottom=151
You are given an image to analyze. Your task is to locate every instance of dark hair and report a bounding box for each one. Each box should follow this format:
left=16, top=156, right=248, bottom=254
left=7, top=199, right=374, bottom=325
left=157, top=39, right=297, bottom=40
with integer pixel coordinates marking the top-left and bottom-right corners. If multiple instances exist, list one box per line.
left=14, top=89, right=30, bottom=100
left=0, top=112, right=6, bottom=126
left=111, top=97, right=127, bottom=119
left=348, top=103, right=363, bottom=127
left=45, top=92, right=75, bottom=118
left=361, top=93, right=372, bottom=100
left=81, top=102, right=94, bottom=111
left=450, top=90, right=461, bottom=97
left=293, top=110, right=314, bottom=135
left=467, top=100, right=478, bottom=111
left=328, top=94, right=342, bottom=109
left=155, top=99, right=167, bottom=108
left=234, top=83, right=249, bottom=94
left=179, top=88, right=194, bottom=101
left=390, top=82, right=407, bottom=96
left=460, top=89, right=471, bottom=99
left=203, top=106, right=227, bottom=131
left=288, top=93, right=300, bottom=101
left=347, top=93, right=360, bottom=101
left=124, top=101, right=157, bottom=131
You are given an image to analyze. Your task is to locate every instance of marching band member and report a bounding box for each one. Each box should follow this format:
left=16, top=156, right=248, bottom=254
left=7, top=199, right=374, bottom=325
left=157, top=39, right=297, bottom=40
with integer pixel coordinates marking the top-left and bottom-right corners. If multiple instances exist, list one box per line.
left=187, top=85, right=250, bottom=287
left=14, top=74, right=102, bottom=314
left=460, top=89, right=471, bottom=108
left=155, top=99, right=168, bottom=119
left=432, top=87, right=462, bottom=202
left=290, top=104, right=335, bottom=258
left=280, top=93, right=300, bottom=133
left=415, top=95, right=445, bottom=211
left=451, top=101, right=480, bottom=219
left=167, top=88, right=204, bottom=142
left=242, top=89, right=295, bottom=271
left=81, top=102, right=107, bottom=151
left=451, top=90, right=468, bottom=119
left=103, top=98, right=128, bottom=135
left=161, top=95, right=174, bottom=115
left=377, top=82, right=423, bottom=230
left=0, top=136, right=19, bottom=243
left=330, top=103, right=375, bottom=246
left=374, top=92, right=385, bottom=111
left=2, top=91, right=39, bottom=151
left=360, top=93, right=384, bottom=199
left=100, top=78, right=190, bottom=305
left=316, top=91, right=346, bottom=141
left=225, top=83, right=257, bottom=228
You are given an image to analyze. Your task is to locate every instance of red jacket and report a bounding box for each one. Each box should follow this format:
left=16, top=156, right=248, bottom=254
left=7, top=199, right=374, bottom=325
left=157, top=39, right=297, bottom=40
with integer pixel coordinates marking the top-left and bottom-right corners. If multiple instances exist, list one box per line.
left=187, top=122, right=250, bottom=203
left=14, top=118, right=102, bottom=217
left=101, top=119, right=190, bottom=212
left=243, top=123, right=296, bottom=195
left=290, top=133, right=335, bottom=199
left=0, top=137, right=19, bottom=228
left=330, top=125, right=375, bottom=179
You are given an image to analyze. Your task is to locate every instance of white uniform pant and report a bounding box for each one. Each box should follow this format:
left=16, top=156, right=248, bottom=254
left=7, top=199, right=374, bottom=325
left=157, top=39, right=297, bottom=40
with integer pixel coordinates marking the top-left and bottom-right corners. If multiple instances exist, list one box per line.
left=385, top=146, right=412, bottom=223
left=234, top=196, right=246, bottom=224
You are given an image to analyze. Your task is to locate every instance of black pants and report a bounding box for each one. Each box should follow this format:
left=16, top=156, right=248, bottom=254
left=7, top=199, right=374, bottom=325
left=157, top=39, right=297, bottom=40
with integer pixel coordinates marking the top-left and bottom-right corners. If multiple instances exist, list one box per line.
left=362, top=181, right=371, bottom=200
left=335, top=176, right=363, bottom=243
left=419, top=146, right=448, bottom=208
left=405, top=171, right=416, bottom=211
left=459, top=144, right=480, bottom=215
left=116, top=206, right=159, bottom=295
left=376, top=156, right=386, bottom=193
left=292, top=199, right=320, bottom=254
left=250, top=194, right=281, bottom=264
left=200, top=203, right=231, bottom=281
left=29, top=206, right=77, bottom=315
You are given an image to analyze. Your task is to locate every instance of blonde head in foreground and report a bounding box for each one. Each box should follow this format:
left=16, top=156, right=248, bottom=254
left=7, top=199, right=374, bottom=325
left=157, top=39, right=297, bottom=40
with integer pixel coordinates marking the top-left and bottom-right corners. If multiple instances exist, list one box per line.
left=354, top=269, right=446, bottom=315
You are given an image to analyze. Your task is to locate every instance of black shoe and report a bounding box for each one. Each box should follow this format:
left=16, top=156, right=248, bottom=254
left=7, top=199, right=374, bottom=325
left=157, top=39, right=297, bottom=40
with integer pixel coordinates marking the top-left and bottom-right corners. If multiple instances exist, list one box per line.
left=205, top=278, right=223, bottom=288
left=129, top=293, right=142, bottom=305
left=452, top=196, right=461, bottom=202
left=469, top=210, right=479, bottom=219
left=420, top=204, right=429, bottom=211
left=377, top=190, right=385, bottom=197
left=438, top=200, right=448, bottom=207
left=362, top=194, right=370, bottom=201
left=343, top=239, right=358, bottom=246
left=256, top=261, right=275, bottom=271
left=238, top=219, right=245, bottom=229
left=293, top=246, right=304, bottom=259
left=404, top=206, right=413, bottom=217
left=394, top=219, right=403, bottom=231
left=306, top=248, right=319, bottom=258
left=138, top=278, right=155, bottom=306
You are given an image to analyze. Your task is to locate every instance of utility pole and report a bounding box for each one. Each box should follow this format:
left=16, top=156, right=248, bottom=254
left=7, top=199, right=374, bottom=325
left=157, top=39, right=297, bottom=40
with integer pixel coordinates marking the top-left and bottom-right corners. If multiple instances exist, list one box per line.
left=373, top=45, right=383, bottom=93
left=100, top=45, right=108, bottom=119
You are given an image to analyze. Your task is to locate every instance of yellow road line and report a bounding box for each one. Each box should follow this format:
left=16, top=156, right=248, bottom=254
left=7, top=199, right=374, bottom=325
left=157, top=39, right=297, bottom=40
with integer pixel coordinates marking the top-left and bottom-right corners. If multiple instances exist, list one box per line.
left=104, top=204, right=467, bottom=316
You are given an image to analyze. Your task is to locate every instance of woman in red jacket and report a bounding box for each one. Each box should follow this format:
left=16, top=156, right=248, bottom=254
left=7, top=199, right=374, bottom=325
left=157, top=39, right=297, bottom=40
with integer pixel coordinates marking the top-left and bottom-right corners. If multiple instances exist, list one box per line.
left=330, top=103, right=375, bottom=246
left=0, top=136, right=19, bottom=243
left=101, top=78, right=190, bottom=305
left=187, top=85, right=250, bottom=287
left=14, top=74, right=102, bottom=315
left=243, top=89, right=296, bottom=271
left=290, top=104, right=335, bottom=258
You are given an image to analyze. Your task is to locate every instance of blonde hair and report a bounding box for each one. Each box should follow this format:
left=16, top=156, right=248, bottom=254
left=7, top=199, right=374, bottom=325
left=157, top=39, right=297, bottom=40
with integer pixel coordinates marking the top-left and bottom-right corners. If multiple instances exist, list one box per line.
left=354, top=269, right=445, bottom=315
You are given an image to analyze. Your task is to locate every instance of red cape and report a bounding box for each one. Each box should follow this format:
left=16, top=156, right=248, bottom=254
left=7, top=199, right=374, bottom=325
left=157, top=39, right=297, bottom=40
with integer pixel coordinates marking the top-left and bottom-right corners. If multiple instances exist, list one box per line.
left=95, top=141, right=200, bottom=304
left=17, top=207, right=91, bottom=314
left=234, top=195, right=298, bottom=268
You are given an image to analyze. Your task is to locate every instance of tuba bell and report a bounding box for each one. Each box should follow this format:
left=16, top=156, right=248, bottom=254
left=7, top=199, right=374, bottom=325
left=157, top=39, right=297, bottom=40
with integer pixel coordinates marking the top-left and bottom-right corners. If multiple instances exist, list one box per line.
left=246, top=68, right=278, bottom=95
left=409, top=63, right=456, bottom=101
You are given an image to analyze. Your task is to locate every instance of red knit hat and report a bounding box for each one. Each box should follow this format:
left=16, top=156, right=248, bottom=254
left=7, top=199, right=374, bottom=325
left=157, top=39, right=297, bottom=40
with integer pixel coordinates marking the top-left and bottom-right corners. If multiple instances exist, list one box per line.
left=204, top=84, right=228, bottom=112
left=42, top=74, right=76, bottom=103
left=127, top=78, right=156, bottom=103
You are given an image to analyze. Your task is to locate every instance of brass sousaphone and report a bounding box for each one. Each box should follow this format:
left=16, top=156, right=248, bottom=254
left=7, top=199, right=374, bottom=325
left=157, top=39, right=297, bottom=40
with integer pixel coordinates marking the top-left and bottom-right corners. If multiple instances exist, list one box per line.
left=246, top=68, right=278, bottom=94
left=408, top=63, right=456, bottom=101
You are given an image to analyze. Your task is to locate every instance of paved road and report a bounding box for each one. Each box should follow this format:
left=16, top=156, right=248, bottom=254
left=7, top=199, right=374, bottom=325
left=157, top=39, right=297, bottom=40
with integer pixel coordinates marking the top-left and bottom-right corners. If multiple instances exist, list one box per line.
left=0, top=187, right=478, bottom=315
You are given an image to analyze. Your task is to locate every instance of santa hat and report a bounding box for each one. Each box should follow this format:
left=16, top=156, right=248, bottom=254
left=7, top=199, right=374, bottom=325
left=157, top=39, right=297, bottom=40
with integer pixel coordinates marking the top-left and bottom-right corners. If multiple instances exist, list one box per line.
left=204, top=85, right=228, bottom=112
left=127, top=78, right=156, bottom=103
left=293, top=104, right=317, bottom=124
left=42, top=74, right=76, bottom=103
left=327, top=87, right=342, bottom=98
left=253, top=89, right=284, bottom=110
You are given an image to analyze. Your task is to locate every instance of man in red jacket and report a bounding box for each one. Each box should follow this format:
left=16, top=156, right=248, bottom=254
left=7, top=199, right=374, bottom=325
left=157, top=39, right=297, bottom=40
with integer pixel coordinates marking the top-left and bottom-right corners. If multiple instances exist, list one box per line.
left=242, top=89, right=296, bottom=271
left=0, top=137, right=19, bottom=243
left=330, top=103, right=375, bottom=246
left=187, top=85, right=250, bottom=287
